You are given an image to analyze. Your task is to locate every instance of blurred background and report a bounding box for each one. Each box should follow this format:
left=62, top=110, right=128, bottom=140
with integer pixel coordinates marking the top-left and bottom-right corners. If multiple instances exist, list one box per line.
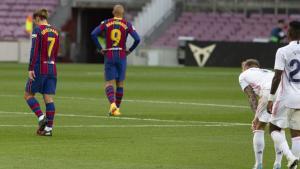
left=0, top=0, right=299, bottom=68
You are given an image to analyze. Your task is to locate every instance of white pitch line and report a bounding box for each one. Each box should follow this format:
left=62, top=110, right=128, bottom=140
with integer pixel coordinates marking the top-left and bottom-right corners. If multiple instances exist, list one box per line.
left=0, top=94, right=249, bottom=109
left=0, top=124, right=244, bottom=128
left=0, top=111, right=250, bottom=126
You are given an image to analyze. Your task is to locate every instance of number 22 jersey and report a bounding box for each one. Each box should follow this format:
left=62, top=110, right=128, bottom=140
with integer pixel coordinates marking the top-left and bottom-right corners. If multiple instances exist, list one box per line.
left=274, top=41, right=300, bottom=108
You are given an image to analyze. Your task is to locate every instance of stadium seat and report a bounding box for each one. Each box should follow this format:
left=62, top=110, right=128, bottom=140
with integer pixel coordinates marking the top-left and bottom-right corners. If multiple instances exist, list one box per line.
left=0, top=0, right=59, bottom=40
left=151, top=11, right=296, bottom=48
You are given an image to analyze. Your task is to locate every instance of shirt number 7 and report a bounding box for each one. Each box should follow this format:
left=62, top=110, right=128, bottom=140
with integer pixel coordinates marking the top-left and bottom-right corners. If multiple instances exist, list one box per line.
left=48, top=37, right=55, bottom=58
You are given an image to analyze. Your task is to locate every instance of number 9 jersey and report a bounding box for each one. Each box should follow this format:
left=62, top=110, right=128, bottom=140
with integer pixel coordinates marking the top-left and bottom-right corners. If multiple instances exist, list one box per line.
left=274, top=41, right=300, bottom=108
left=28, top=25, right=59, bottom=76
left=96, top=17, right=139, bottom=59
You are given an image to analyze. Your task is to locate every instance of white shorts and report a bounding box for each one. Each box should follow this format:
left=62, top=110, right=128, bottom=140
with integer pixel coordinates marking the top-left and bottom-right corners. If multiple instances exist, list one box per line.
left=256, top=91, right=271, bottom=123
left=271, top=100, right=300, bottom=130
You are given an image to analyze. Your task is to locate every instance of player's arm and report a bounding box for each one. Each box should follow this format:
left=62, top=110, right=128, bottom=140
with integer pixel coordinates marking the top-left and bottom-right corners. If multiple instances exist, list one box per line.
left=267, top=49, right=284, bottom=113
left=127, top=23, right=140, bottom=53
left=91, top=22, right=106, bottom=52
left=28, top=28, right=40, bottom=80
left=244, top=85, right=258, bottom=114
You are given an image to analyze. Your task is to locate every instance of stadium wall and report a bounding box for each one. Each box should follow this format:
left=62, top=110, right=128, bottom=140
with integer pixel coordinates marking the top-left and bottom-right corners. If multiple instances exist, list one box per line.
left=0, top=40, right=30, bottom=62
left=185, top=41, right=285, bottom=68
left=128, top=48, right=178, bottom=66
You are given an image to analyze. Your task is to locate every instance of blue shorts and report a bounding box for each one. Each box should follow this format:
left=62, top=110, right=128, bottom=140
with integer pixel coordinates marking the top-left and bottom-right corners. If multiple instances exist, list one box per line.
left=104, top=57, right=127, bottom=81
left=25, top=76, right=57, bottom=94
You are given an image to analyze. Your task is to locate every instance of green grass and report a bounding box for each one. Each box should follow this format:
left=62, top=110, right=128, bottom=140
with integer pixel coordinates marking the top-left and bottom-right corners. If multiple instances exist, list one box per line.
left=0, top=63, right=285, bottom=169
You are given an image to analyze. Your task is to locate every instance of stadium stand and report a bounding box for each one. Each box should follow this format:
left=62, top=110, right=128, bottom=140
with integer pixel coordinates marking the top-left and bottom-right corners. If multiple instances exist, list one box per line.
left=152, top=12, right=300, bottom=48
left=0, top=0, right=59, bottom=40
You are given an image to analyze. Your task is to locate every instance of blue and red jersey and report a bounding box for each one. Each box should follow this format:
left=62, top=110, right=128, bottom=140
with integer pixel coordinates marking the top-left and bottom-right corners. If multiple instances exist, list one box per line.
left=28, top=24, right=59, bottom=76
left=91, top=17, right=140, bottom=59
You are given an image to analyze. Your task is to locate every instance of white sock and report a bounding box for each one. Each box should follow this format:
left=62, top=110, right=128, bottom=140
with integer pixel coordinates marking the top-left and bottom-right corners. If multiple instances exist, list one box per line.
left=271, top=131, right=296, bottom=161
left=45, top=126, right=52, bottom=132
left=38, top=114, right=45, bottom=121
left=273, top=131, right=284, bottom=165
left=292, top=136, right=300, bottom=157
left=253, top=130, right=264, bottom=166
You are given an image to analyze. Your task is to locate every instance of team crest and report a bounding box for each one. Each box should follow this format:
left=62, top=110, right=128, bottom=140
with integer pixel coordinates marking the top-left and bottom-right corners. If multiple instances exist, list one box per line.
left=188, top=43, right=216, bottom=67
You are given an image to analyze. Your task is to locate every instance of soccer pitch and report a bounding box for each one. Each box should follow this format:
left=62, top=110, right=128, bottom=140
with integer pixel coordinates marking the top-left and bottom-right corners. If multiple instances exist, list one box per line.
left=0, top=63, right=286, bottom=169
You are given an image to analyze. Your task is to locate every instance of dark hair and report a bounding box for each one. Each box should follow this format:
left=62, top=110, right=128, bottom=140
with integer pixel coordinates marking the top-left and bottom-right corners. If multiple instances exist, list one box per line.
left=33, top=8, right=48, bottom=20
left=288, top=21, right=300, bottom=40
left=243, top=59, right=260, bottom=68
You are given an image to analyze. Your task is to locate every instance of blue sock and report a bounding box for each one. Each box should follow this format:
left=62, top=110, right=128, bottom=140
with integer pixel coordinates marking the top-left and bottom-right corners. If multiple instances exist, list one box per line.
left=46, top=102, right=55, bottom=128
left=26, top=97, right=43, bottom=118
left=115, top=87, right=124, bottom=108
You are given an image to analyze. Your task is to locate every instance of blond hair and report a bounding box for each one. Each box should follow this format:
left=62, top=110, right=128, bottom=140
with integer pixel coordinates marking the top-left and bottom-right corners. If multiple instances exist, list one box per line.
left=242, top=59, right=260, bottom=68
left=33, top=8, right=48, bottom=20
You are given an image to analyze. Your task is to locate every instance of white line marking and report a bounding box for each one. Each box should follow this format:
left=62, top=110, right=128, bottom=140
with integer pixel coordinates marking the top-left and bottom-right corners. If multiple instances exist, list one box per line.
left=0, top=111, right=250, bottom=126
left=0, top=94, right=249, bottom=109
left=0, top=124, right=245, bottom=128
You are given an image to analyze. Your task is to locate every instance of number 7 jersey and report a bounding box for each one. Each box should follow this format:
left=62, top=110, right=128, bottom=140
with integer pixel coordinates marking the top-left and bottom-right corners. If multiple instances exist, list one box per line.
left=28, top=24, right=59, bottom=76
left=274, top=41, right=300, bottom=108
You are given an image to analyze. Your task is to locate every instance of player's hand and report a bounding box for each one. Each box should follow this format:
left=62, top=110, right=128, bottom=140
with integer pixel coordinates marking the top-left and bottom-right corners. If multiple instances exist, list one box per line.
left=28, top=71, right=36, bottom=81
left=100, top=49, right=107, bottom=55
left=126, top=50, right=131, bottom=55
left=267, top=101, right=273, bottom=114
left=251, top=117, right=259, bottom=131
left=97, top=49, right=106, bottom=55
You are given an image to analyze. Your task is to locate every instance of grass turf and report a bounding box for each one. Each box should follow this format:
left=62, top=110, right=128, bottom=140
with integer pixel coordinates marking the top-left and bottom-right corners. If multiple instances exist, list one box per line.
left=0, top=63, right=287, bottom=169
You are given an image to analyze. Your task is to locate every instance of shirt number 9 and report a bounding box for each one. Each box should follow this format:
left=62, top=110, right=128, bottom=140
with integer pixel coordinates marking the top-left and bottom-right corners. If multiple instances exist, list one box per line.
left=111, top=29, right=121, bottom=47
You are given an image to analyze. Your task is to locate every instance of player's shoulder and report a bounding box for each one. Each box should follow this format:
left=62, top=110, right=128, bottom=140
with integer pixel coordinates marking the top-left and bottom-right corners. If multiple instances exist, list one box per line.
left=239, top=71, right=247, bottom=81
left=100, top=18, right=111, bottom=25
left=49, top=24, right=58, bottom=31
left=33, top=26, right=41, bottom=33
left=277, top=43, right=293, bottom=54
left=239, top=68, right=258, bottom=79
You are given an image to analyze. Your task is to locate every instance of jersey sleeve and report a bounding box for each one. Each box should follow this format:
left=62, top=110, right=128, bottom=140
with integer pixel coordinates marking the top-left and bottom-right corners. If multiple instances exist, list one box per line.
left=239, top=73, right=249, bottom=91
left=28, top=27, right=41, bottom=71
left=91, top=21, right=106, bottom=50
left=274, top=49, right=285, bottom=70
left=127, top=22, right=140, bottom=52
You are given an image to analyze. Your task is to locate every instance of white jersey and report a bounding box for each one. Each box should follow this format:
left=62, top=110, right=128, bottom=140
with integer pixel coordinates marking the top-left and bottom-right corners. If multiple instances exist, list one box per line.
left=274, top=41, right=300, bottom=108
left=239, top=68, right=274, bottom=97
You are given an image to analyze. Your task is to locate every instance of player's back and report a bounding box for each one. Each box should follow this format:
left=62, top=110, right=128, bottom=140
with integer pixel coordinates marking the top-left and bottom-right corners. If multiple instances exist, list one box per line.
left=276, top=41, right=300, bottom=107
left=33, top=24, right=59, bottom=76
left=239, top=68, right=274, bottom=96
left=102, top=17, right=134, bottom=58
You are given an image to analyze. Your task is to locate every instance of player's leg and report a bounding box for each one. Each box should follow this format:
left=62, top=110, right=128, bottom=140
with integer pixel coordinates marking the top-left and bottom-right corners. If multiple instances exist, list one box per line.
left=115, top=81, right=124, bottom=109
left=37, top=76, right=57, bottom=136
left=273, top=130, right=285, bottom=169
left=24, top=79, right=45, bottom=121
left=289, top=109, right=300, bottom=158
left=255, top=93, right=283, bottom=169
left=269, top=101, right=298, bottom=168
left=291, top=130, right=300, bottom=157
left=270, top=123, right=298, bottom=168
left=105, top=80, right=116, bottom=105
left=253, top=121, right=266, bottom=169
left=115, top=58, right=126, bottom=110
left=24, top=92, right=44, bottom=120
left=41, top=94, right=55, bottom=136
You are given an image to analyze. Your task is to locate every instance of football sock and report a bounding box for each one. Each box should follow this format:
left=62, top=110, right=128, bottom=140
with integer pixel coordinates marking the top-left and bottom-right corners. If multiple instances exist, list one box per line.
left=115, top=87, right=124, bottom=108
left=253, top=130, right=264, bottom=166
left=46, top=102, right=55, bottom=128
left=105, top=85, right=115, bottom=104
left=26, top=97, right=43, bottom=118
left=271, top=130, right=296, bottom=161
left=292, top=136, right=300, bottom=157
left=274, top=131, right=284, bottom=165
